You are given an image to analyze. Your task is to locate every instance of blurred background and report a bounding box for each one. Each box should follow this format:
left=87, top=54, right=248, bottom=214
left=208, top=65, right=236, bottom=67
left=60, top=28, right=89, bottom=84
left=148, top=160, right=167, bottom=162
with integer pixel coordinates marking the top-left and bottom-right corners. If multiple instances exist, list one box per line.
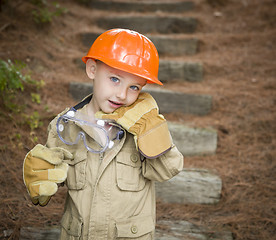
left=0, top=0, right=275, bottom=239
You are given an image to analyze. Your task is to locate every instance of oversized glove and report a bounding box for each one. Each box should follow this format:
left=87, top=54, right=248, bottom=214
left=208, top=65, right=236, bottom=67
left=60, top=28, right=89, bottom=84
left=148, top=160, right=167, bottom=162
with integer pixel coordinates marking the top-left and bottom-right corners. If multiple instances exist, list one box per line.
left=95, top=92, right=172, bottom=158
left=23, top=144, right=72, bottom=206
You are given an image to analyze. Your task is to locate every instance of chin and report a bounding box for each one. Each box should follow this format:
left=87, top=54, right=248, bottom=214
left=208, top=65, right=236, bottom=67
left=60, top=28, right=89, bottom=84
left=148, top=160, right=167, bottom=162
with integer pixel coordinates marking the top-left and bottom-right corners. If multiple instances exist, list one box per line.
left=99, top=108, right=114, bottom=114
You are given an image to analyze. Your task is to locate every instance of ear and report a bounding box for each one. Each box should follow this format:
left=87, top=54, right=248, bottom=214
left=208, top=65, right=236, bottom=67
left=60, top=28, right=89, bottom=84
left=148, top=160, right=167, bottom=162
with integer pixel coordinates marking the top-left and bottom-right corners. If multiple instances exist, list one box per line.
left=86, top=59, right=97, bottom=80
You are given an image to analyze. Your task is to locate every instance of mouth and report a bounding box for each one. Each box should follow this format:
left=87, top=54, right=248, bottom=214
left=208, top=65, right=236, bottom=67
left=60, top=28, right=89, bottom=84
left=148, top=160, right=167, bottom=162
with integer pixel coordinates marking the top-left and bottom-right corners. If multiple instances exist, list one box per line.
left=108, top=100, right=124, bottom=108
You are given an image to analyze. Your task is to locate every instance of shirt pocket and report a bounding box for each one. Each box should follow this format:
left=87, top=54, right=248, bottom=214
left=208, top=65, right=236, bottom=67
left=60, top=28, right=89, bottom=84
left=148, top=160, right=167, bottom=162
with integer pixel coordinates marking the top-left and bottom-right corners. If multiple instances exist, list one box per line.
left=60, top=210, right=83, bottom=239
left=115, top=151, right=146, bottom=192
left=65, top=149, right=88, bottom=190
left=116, top=215, right=154, bottom=239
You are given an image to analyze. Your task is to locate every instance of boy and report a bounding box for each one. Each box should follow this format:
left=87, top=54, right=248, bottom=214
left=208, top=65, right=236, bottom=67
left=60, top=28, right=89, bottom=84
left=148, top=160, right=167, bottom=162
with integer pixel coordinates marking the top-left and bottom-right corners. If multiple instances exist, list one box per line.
left=23, top=29, right=183, bottom=239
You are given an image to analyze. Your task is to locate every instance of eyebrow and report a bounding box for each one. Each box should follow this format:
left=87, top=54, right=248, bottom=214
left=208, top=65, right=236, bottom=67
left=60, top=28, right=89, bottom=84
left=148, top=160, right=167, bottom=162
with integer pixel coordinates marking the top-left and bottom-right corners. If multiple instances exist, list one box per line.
left=110, top=70, right=146, bottom=86
left=110, top=70, right=124, bottom=79
left=135, top=82, right=145, bottom=87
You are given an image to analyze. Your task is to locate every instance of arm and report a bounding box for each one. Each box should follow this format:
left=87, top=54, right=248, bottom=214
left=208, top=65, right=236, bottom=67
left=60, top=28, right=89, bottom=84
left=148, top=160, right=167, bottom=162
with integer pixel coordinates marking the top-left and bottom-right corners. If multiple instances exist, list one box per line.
left=142, top=143, right=184, bottom=182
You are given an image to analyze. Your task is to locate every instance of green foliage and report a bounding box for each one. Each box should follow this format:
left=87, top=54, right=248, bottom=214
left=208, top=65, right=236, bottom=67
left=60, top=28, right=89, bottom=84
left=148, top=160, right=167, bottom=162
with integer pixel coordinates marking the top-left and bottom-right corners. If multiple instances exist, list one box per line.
left=31, top=93, right=41, bottom=104
left=0, top=59, right=45, bottom=113
left=0, top=59, right=44, bottom=137
left=31, top=79, right=45, bottom=90
left=0, top=59, right=33, bottom=112
left=15, top=133, right=22, bottom=140
left=0, top=59, right=31, bottom=92
left=44, top=105, right=50, bottom=112
left=31, top=1, right=67, bottom=24
left=24, top=111, right=43, bottom=131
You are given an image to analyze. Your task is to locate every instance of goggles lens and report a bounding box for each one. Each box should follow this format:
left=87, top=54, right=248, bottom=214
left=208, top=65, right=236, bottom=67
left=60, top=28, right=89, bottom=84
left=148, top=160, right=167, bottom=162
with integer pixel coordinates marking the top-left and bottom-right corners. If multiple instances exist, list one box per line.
left=56, top=108, right=124, bottom=153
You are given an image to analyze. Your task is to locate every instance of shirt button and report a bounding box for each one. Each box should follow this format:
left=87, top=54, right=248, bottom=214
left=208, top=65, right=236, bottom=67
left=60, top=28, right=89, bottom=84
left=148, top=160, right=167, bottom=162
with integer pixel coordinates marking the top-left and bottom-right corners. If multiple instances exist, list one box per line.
left=130, top=153, right=139, bottom=163
left=131, top=225, right=138, bottom=234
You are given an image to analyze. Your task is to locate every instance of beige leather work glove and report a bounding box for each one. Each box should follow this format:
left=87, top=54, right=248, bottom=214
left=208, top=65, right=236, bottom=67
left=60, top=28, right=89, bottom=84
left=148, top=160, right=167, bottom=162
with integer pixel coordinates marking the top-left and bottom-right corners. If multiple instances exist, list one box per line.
left=23, top=144, right=72, bottom=206
left=95, top=93, right=172, bottom=158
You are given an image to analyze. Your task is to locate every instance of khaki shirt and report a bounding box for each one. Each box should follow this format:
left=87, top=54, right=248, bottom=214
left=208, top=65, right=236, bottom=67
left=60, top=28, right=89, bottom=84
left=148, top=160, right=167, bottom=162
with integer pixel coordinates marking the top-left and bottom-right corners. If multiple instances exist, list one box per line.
left=46, top=105, right=183, bottom=240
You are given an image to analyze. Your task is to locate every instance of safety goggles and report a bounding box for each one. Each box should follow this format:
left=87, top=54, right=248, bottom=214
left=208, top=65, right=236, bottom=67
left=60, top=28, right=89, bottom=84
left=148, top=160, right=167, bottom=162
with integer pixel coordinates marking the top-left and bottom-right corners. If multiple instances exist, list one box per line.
left=56, top=108, right=124, bottom=154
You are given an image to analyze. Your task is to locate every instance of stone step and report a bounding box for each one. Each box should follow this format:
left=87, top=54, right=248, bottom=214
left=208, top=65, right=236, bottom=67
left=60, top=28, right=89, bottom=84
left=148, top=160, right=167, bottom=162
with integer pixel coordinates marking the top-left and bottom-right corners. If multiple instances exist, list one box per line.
left=89, top=0, right=195, bottom=13
left=168, top=122, right=217, bottom=156
left=80, top=32, right=199, bottom=56
left=152, top=36, right=199, bottom=57
left=156, top=168, right=221, bottom=204
left=143, top=86, right=212, bottom=115
left=159, top=59, right=203, bottom=82
left=69, top=82, right=212, bottom=116
left=156, top=220, right=233, bottom=240
left=95, top=15, right=197, bottom=34
left=20, top=227, right=60, bottom=240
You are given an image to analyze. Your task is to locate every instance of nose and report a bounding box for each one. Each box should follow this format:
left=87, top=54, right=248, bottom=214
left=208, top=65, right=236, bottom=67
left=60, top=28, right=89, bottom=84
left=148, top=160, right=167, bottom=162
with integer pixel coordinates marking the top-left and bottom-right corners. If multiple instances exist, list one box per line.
left=116, top=86, right=127, bottom=100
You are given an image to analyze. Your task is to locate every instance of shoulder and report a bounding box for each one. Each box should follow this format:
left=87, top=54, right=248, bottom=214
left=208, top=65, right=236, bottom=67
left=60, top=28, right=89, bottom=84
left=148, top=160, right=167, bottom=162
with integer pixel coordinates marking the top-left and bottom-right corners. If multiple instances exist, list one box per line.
left=48, top=107, right=70, bottom=131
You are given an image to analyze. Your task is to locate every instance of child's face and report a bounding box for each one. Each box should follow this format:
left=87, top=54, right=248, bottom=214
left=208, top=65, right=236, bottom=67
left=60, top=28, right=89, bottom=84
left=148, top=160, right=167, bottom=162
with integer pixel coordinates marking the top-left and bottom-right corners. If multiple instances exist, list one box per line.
left=87, top=60, right=147, bottom=114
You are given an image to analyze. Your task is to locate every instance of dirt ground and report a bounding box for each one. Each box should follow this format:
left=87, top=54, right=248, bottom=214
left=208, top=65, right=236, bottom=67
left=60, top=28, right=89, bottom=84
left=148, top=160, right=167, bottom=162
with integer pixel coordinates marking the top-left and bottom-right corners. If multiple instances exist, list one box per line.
left=0, top=0, right=275, bottom=239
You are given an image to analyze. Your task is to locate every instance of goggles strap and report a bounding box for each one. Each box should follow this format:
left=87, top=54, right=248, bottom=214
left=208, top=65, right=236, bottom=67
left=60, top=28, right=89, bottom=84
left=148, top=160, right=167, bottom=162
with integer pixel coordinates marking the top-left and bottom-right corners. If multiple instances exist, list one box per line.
left=73, top=94, right=93, bottom=110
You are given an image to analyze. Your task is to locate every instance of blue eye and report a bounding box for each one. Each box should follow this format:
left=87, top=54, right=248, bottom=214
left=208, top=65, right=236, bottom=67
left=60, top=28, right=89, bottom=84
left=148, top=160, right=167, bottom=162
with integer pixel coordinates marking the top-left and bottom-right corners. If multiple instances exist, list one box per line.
left=111, top=77, right=119, bottom=83
left=130, top=86, right=139, bottom=91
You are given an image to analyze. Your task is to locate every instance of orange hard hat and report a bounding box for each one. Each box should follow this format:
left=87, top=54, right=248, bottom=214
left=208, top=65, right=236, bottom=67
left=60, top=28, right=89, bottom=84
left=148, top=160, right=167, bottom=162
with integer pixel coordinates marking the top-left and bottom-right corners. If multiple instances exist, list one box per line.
left=82, top=28, right=162, bottom=85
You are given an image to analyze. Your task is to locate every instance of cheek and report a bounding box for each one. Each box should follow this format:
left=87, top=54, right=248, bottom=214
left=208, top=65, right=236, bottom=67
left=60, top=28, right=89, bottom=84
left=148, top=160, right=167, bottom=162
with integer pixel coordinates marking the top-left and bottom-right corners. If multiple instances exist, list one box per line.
left=94, top=77, right=108, bottom=94
left=127, top=92, right=140, bottom=106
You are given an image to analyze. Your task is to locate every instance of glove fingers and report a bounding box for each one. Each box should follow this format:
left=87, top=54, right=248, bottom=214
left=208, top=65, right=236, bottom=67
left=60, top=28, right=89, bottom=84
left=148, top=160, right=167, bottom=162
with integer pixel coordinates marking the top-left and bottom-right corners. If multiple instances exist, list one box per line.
left=62, top=149, right=73, bottom=160
left=38, top=196, right=52, bottom=206
left=96, top=93, right=158, bottom=131
left=48, top=167, right=68, bottom=183
left=30, top=144, right=73, bottom=165
left=95, top=111, right=119, bottom=120
left=56, top=162, right=69, bottom=174
left=51, top=147, right=73, bottom=160
left=95, top=98, right=143, bottom=120
left=116, top=101, right=157, bottom=131
left=31, top=197, right=39, bottom=205
left=29, top=181, right=58, bottom=199
left=30, top=195, right=52, bottom=207
left=25, top=167, right=67, bottom=189
left=32, top=168, right=67, bottom=183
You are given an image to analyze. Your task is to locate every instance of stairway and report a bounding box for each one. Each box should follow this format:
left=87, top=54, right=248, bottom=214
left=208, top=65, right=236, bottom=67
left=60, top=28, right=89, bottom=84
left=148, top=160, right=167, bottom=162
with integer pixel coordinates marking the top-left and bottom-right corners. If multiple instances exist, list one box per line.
left=68, top=0, right=232, bottom=239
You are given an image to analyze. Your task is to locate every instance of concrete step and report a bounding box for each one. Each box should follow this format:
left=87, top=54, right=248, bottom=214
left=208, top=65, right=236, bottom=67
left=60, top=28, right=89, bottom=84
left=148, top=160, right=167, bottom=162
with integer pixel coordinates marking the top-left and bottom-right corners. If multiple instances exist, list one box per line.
left=152, top=36, right=199, bottom=57
left=69, top=82, right=212, bottom=116
left=156, top=168, right=221, bottom=204
left=89, top=0, right=195, bottom=13
left=159, top=59, right=203, bottom=82
left=95, top=15, right=197, bottom=34
left=143, top=86, right=212, bottom=115
left=20, top=227, right=60, bottom=240
left=156, top=220, right=233, bottom=240
left=168, top=122, right=217, bottom=156
left=80, top=32, right=199, bottom=56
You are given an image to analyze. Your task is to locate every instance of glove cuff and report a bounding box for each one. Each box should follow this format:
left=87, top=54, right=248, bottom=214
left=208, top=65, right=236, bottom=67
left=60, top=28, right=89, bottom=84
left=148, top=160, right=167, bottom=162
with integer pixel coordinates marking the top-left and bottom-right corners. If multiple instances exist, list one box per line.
left=137, top=121, right=172, bottom=159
